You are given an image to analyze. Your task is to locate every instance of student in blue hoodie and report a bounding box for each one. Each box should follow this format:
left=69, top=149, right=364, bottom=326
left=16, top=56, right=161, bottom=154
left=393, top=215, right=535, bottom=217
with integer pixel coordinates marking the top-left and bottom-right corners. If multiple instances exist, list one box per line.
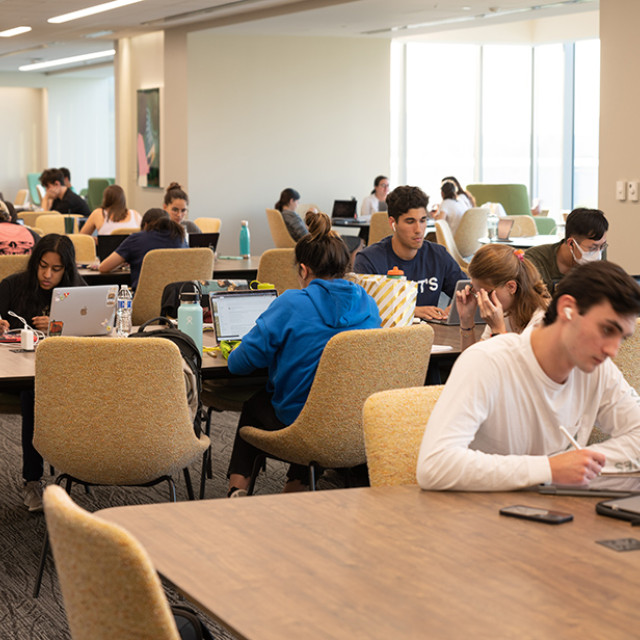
left=226, top=211, right=381, bottom=496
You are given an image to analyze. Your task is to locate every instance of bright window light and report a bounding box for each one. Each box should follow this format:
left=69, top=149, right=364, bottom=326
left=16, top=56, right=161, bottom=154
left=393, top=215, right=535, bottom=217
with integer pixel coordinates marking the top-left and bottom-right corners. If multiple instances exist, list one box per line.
left=0, top=26, right=32, bottom=38
left=48, top=0, right=144, bottom=24
left=19, top=49, right=115, bottom=72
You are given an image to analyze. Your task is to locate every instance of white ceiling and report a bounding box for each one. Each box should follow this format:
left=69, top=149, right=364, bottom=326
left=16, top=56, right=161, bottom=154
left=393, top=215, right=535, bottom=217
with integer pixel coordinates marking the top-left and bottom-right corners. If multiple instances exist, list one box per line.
left=0, top=0, right=598, bottom=73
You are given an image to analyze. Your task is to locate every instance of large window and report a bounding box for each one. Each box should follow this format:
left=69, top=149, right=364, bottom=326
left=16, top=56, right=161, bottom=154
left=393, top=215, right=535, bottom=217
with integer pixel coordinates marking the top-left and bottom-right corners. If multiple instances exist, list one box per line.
left=396, top=39, right=600, bottom=214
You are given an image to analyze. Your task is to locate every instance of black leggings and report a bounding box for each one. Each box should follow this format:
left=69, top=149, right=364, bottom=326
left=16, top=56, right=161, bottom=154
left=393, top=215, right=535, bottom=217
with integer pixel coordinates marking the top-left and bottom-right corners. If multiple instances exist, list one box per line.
left=226, top=388, right=309, bottom=484
left=21, top=387, right=43, bottom=482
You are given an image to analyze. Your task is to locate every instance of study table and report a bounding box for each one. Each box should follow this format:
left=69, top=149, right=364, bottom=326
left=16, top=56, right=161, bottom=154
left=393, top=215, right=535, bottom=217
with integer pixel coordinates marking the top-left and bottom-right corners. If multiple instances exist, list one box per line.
left=99, top=485, right=640, bottom=639
left=479, top=235, right=561, bottom=250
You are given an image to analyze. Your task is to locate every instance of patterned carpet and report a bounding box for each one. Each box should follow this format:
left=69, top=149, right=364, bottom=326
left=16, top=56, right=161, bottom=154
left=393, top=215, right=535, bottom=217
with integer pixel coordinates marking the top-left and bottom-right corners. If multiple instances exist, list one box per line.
left=0, top=406, right=342, bottom=639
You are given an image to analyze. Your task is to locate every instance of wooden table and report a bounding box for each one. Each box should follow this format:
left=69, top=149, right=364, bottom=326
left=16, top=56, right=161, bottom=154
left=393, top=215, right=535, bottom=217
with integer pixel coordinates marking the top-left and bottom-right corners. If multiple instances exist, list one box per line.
left=479, top=235, right=560, bottom=249
left=99, top=485, right=640, bottom=639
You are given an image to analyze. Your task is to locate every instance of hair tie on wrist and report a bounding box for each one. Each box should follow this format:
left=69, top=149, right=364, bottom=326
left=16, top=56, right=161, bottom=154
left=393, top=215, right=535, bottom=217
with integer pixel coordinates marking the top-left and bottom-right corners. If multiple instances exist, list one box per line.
left=513, top=249, right=525, bottom=262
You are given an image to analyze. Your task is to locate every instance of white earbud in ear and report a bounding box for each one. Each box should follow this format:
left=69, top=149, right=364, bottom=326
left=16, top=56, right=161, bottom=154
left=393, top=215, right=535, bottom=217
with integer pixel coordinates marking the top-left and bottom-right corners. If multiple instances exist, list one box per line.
left=391, top=222, right=396, bottom=232
left=565, top=308, right=573, bottom=320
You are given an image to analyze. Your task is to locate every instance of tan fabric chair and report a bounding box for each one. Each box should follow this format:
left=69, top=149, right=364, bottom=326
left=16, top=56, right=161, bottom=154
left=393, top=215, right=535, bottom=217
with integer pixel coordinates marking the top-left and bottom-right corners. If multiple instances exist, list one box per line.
left=0, top=254, right=29, bottom=281
left=14, top=189, right=28, bottom=206
left=18, top=211, right=57, bottom=228
left=44, top=486, right=182, bottom=640
left=193, top=217, right=221, bottom=233
left=368, top=211, right=392, bottom=245
left=68, top=233, right=97, bottom=263
left=509, top=215, right=537, bottom=237
left=435, top=220, right=469, bottom=272
left=613, top=318, right=640, bottom=393
left=131, top=248, right=214, bottom=325
left=363, top=385, right=444, bottom=487
left=33, top=337, right=210, bottom=595
left=256, top=248, right=301, bottom=295
left=36, top=214, right=66, bottom=235
left=240, top=324, right=435, bottom=490
left=110, top=227, right=140, bottom=235
left=454, top=208, right=488, bottom=257
left=265, top=208, right=296, bottom=248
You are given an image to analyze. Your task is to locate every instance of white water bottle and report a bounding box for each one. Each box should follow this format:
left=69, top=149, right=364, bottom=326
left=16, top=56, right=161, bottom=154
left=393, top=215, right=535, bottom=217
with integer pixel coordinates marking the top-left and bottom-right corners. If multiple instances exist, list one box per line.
left=116, top=285, right=133, bottom=337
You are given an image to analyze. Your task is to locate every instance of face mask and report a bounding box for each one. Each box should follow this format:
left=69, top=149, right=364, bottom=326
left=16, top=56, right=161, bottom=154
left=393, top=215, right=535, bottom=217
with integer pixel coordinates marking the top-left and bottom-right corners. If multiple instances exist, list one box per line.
left=570, top=240, right=601, bottom=265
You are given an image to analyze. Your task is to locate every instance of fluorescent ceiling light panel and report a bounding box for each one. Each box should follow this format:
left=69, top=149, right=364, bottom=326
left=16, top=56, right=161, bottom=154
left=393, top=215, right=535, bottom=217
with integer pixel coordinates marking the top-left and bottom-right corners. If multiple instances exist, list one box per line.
left=0, top=26, right=32, bottom=38
left=19, top=49, right=115, bottom=71
left=48, top=0, right=144, bottom=24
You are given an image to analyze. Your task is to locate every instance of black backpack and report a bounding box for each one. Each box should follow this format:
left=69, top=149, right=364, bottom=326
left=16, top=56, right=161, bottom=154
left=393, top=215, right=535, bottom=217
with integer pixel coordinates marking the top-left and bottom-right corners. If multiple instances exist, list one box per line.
left=129, top=317, right=203, bottom=437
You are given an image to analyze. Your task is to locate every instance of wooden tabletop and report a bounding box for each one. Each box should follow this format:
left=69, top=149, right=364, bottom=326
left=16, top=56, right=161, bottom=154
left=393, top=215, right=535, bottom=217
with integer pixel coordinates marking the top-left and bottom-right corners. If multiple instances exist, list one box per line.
left=99, top=485, right=640, bottom=639
left=479, top=235, right=561, bottom=249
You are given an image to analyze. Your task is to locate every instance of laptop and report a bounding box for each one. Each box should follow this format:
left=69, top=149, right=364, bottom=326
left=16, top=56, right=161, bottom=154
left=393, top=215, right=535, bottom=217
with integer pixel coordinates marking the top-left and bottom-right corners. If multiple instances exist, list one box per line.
left=210, top=289, right=277, bottom=342
left=496, top=217, right=515, bottom=243
left=97, top=234, right=128, bottom=262
left=48, top=285, right=119, bottom=336
left=331, top=199, right=358, bottom=223
left=428, top=279, right=487, bottom=326
left=188, top=232, right=220, bottom=253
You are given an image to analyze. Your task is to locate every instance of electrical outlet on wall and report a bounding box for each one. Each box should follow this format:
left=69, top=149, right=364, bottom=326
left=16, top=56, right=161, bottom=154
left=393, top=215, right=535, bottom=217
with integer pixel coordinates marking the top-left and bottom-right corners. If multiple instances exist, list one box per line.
left=617, top=181, right=627, bottom=201
left=628, top=181, right=639, bottom=202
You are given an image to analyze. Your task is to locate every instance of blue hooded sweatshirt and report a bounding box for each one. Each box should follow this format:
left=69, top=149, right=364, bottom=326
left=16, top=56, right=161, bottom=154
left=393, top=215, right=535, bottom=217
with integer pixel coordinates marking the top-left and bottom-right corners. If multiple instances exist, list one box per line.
left=228, top=278, right=381, bottom=425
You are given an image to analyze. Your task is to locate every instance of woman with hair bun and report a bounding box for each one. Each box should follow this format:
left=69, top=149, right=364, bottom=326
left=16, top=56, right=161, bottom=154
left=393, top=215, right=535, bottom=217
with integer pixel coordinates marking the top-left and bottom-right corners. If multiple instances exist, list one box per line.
left=163, top=182, right=201, bottom=234
left=456, top=243, right=550, bottom=349
left=226, top=211, right=381, bottom=496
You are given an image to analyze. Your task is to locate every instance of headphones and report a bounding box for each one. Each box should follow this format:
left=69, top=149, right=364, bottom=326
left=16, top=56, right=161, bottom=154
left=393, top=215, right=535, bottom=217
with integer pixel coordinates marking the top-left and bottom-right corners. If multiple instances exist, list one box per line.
left=564, top=308, right=573, bottom=320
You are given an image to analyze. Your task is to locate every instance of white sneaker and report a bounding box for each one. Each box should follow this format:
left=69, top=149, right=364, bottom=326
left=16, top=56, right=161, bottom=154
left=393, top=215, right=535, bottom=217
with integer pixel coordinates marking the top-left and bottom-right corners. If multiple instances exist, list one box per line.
left=23, top=480, right=44, bottom=512
left=227, top=487, right=248, bottom=498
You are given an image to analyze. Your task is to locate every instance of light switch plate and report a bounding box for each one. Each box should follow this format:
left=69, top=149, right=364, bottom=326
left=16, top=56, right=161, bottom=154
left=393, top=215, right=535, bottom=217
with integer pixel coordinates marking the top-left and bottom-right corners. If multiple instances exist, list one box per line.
left=629, top=181, right=639, bottom=202
left=617, top=181, right=627, bottom=201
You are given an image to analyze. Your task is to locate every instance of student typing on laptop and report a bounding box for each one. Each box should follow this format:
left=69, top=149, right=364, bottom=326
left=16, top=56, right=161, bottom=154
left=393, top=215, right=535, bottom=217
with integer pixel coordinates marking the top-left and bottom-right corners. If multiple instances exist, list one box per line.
left=226, top=211, right=381, bottom=497
left=0, top=234, right=86, bottom=512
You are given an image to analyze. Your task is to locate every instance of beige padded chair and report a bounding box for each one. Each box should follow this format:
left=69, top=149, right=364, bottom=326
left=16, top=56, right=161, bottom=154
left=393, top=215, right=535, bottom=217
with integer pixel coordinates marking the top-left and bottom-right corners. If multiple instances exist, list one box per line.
left=435, top=220, right=469, bottom=272
left=36, top=214, right=66, bottom=235
left=368, top=211, right=392, bottom=246
left=454, top=208, right=488, bottom=258
left=68, top=234, right=97, bottom=263
left=265, top=208, right=296, bottom=248
left=193, top=217, right=221, bottom=233
left=44, top=486, right=182, bottom=640
left=131, top=248, right=214, bottom=325
left=14, top=189, right=29, bottom=206
left=0, top=254, right=29, bottom=281
left=18, top=211, right=57, bottom=228
left=509, top=215, right=537, bottom=237
left=240, top=324, right=435, bottom=491
left=110, top=227, right=140, bottom=235
left=613, top=318, right=640, bottom=393
left=363, top=385, right=444, bottom=487
left=33, top=337, right=210, bottom=595
left=256, top=248, right=301, bottom=295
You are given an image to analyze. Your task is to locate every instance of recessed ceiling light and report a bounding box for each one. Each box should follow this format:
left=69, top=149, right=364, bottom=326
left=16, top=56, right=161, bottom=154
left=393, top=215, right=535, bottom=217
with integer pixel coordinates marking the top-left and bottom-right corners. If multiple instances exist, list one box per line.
left=19, top=49, right=115, bottom=72
left=0, top=26, right=32, bottom=38
left=48, top=0, right=144, bottom=25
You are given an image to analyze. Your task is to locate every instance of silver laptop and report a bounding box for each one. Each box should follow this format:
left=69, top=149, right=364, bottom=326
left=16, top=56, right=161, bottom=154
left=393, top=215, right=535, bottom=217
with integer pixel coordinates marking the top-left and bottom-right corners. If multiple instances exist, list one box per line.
left=210, top=289, right=278, bottom=342
left=48, top=285, right=119, bottom=336
left=497, top=218, right=515, bottom=242
left=429, top=279, right=487, bottom=326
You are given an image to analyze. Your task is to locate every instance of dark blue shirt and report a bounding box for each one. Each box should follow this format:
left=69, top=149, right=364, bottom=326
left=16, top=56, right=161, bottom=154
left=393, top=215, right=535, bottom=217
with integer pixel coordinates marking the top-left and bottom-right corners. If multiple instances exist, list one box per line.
left=116, top=229, right=187, bottom=288
left=354, top=236, right=466, bottom=306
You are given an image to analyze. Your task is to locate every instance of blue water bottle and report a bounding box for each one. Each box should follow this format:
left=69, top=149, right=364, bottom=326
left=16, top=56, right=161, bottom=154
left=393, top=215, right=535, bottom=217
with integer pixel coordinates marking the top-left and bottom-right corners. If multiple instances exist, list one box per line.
left=178, top=290, right=203, bottom=354
left=239, top=220, right=251, bottom=258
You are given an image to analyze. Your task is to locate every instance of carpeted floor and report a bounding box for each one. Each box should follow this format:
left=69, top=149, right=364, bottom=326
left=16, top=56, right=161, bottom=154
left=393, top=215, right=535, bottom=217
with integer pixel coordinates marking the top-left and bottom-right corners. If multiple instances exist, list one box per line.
left=0, top=408, right=344, bottom=639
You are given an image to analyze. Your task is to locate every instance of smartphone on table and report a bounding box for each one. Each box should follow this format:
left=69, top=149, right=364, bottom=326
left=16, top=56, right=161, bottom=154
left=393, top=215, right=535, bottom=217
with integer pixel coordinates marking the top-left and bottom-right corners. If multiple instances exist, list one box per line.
left=499, top=505, right=573, bottom=524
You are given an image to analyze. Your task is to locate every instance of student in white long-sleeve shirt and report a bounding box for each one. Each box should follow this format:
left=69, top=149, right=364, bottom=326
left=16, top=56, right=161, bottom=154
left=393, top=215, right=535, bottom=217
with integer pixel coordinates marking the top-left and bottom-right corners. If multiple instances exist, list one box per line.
left=417, top=261, right=640, bottom=491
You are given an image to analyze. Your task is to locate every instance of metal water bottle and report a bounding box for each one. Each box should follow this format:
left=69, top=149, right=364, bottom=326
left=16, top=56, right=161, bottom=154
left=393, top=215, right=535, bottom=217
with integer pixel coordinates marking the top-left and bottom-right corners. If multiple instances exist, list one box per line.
left=239, top=220, right=251, bottom=259
left=177, top=290, right=203, bottom=354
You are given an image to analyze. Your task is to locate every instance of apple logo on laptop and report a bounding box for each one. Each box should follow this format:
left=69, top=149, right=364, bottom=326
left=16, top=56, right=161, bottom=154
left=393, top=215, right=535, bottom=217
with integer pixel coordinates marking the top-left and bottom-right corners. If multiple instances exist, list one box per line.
left=80, top=306, right=88, bottom=316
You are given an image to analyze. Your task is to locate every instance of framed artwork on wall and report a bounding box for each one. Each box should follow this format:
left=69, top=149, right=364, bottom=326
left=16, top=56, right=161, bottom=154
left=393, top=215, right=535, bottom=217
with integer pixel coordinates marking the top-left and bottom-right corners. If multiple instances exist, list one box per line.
left=137, top=88, right=160, bottom=188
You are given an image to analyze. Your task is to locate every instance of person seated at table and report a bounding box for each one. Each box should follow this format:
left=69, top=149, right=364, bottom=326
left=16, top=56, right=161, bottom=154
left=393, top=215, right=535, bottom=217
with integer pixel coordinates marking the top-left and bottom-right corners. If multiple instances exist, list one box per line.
left=525, top=207, right=608, bottom=294
left=226, top=211, right=381, bottom=497
left=456, top=244, right=550, bottom=350
left=0, top=234, right=86, bottom=512
left=80, top=184, right=141, bottom=236
left=163, top=182, right=201, bottom=234
left=99, top=208, right=187, bottom=289
left=441, top=176, right=476, bottom=209
left=354, top=185, right=466, bottom=321
left=360, top=175, right=390, bottom=222
left=38, top=168, right=90, bottom=216
left=417, top=261, right=640, bottom=492
left=0, top=202, right=39, bottom=255
left=274, top=187, right=306, bottom=241
left=432, top=180, right=469, bottom=235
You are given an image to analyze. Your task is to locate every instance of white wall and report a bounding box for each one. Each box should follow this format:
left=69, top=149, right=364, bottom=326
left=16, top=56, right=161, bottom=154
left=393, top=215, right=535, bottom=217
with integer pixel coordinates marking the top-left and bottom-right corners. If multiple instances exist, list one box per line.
left=186, top=33, right=390, bottom=256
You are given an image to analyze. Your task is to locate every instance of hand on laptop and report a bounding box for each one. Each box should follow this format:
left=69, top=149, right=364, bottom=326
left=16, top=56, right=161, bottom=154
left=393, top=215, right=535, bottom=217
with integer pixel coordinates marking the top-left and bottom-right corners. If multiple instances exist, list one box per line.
left=415, top=305, right=448, bottom=321
left=31, top=316, right=49, bottom=332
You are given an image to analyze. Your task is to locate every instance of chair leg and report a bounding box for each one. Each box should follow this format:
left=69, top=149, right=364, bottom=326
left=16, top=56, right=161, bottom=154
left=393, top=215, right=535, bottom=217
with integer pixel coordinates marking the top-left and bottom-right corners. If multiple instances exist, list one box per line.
left=247, top=455, right=265, bottom=496
left=205, top=407, right=214, bottom=479
left=199, top=447, right=210, bottom=500
left=308, top=463, right=318, bottom=491
left=183, top=468, right=195, bottom=501
left=167, top=476, right=177, bottom=502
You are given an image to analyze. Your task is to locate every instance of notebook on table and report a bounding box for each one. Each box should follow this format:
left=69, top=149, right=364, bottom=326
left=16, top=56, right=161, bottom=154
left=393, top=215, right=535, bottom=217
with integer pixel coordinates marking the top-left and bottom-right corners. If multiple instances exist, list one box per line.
left=188, top=232, right=220, bottom=253
left=48, top=285, right=119, bottom=336
left=97, top=234, right=128, bottom=262
left=428, top=279, right=487, bottom=326
left=210, top=289, right=277, bottom=342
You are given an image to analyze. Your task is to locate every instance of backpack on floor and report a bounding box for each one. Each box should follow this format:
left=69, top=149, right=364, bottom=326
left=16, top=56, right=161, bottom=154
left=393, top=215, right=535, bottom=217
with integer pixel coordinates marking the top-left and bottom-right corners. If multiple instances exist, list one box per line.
left=129, top=317, right=203, bottom=437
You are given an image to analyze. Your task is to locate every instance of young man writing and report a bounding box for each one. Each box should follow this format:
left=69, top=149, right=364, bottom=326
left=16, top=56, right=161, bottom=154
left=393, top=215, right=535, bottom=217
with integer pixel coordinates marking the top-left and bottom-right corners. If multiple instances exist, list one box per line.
left=417, top=261, right=640, bottom=491
left=354, top=185, right=466, bottom=320
left=39, top=168, right=90, bottom=216
left=525, top=207, right=608, bottom=293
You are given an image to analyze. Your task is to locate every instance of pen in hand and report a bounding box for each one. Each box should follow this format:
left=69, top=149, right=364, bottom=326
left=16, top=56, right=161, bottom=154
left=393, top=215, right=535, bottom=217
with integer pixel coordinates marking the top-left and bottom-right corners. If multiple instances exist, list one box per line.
left=559, top=425, right=582, bottom=450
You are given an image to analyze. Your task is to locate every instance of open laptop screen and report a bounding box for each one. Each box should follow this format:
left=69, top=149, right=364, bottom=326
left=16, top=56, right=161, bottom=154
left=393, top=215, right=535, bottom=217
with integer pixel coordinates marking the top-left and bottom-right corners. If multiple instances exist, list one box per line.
left=97, top=235, right=128, bottom=262
left=188, top=232, right=219, bottom=252
left=210, top=289, right=277, bottom=341
left=331, top=200, right=357, bottom=219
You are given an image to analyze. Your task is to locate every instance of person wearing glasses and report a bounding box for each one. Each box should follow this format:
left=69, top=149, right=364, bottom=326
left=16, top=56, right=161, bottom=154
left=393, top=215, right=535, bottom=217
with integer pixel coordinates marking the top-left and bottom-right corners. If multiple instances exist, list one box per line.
left=525, top=208, right=608, bottom=294
left=359, top=175, right=390, bottom=221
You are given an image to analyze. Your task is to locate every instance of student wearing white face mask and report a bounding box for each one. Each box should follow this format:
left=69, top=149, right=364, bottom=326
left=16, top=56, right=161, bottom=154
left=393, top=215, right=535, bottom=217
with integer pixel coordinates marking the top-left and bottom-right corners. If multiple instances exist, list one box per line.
left=525, top=208, right=608, bottom=294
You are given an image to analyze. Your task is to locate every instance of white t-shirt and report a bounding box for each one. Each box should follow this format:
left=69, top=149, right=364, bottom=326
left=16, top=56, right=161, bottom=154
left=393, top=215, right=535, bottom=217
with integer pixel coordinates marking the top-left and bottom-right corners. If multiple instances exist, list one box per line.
left=360, top=194, right=386, bottom=221
left=416, top=331, right=640, bottom=491
left=479, top=306, right=545, bottom=340
left=438, top=199, right=468, bottom=235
